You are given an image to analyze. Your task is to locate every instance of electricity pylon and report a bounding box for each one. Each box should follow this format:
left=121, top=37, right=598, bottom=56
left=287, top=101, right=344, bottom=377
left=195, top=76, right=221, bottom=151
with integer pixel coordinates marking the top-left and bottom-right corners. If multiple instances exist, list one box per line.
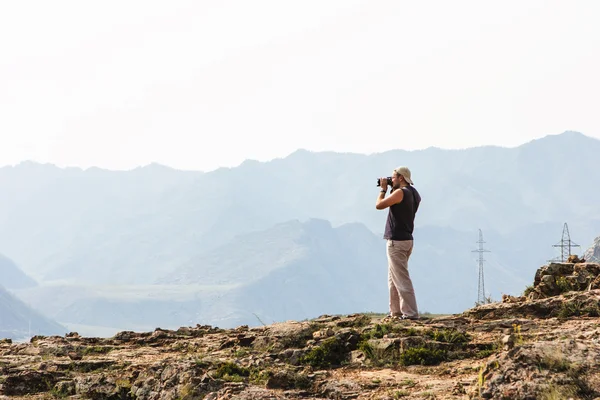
left=550, top=223, right=580, bottom=262
left=472, top=229, right=491, bottom=305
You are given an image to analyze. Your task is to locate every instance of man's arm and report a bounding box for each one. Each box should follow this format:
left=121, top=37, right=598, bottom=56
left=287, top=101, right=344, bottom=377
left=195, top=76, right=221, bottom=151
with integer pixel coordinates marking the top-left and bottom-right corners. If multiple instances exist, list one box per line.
left=376, top=188, right=404, bottom=210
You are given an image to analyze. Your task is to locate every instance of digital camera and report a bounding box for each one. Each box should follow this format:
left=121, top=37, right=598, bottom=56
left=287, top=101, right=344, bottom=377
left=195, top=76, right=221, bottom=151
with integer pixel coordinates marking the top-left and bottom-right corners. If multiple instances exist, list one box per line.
left=376, top=177, right=393, bottom=187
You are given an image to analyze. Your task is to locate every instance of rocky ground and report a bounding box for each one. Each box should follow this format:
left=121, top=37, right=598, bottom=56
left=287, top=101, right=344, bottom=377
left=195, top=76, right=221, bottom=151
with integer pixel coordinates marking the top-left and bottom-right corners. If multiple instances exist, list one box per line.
left=2, top=262, right=600, bottom=399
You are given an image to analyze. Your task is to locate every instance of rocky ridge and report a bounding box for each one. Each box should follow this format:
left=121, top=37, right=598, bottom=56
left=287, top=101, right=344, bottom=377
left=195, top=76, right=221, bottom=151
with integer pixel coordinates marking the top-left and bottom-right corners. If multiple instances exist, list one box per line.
left=584, top=236, right=600, bottom=263
left=1, top=262, right=600, bottom=399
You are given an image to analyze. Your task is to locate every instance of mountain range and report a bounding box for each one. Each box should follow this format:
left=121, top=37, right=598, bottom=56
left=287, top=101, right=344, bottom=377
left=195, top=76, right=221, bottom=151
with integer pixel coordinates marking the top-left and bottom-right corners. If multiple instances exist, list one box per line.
left=2, top=130, right=600, bottom=336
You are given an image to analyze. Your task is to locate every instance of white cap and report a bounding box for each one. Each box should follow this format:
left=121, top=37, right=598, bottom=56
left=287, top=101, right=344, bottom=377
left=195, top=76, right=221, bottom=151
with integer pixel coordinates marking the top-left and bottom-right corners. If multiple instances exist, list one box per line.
left=394, top=166, right=413, bottom=185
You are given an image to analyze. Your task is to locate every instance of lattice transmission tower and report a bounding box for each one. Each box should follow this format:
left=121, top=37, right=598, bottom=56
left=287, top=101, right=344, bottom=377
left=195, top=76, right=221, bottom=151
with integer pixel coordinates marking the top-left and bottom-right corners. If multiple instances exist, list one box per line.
left=472, top=229, right=491, bottom=305
left=550, top=222, right=580, bottom=262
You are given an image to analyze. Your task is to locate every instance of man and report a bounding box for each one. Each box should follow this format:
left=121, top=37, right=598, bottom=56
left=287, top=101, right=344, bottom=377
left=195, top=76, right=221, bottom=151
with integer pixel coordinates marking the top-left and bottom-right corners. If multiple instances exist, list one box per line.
left=376, top=166, right=421, bottom=320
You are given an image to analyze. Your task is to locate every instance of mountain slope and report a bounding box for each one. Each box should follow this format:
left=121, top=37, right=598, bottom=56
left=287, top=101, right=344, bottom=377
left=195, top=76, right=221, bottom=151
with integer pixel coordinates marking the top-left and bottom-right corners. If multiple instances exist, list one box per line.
left=0, top=253, right=37, bottom=289
left=584, top=236, right=600, bottom=262
left=0, top=285, right=67, bottom=340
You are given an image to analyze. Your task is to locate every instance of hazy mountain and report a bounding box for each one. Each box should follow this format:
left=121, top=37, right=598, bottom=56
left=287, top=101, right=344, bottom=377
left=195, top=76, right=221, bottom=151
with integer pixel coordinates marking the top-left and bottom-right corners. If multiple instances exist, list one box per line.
left=2, top=131, right=600, bottom=335
left=0, top=162, right=202, bottom=282
left=0, top=285, right=67, bottom=340
left=0, top=253, right=37, bottom=289
left=3, top=131, right=599, bottom=287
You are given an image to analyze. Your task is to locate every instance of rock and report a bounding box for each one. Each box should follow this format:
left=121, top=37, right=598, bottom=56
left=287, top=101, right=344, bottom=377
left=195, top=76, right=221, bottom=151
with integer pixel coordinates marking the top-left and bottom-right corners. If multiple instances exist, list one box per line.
left=113, top=331, right=137, bottom=342
left=313, top=315, right=340, bottom=323
left=501, top=334, right=515, bottom=350
left=540, top=274, right=557, bottom=295
left=349, top=350, right=366, bottom=365
left=312, top=328, right=334, bottom=340
left=29, top=335, right=46, bottom=343
left=68, top=351, right=83, bottom=360
left=265, top=371, right=311, bottom=390
left=236, top=334, right=255, bottom=347
left=568, top=254, right=585, bottom=263
left=502, top=294, right=525, bottom=303
left=367, top=338, right=399, bottom=352
left=219, top=339, right=236, bottom=350
left=278, top=348, right=304, bottom=365
left=53, top=381, right=76, bottom=396
left=335, top=328, right=361, bottom=350
left=452, top=381, right=466, bottom=395
left=547, top=262, right=575, bottom=276
left=320, top=379, right=362, bottom=399
left=399, top=336, right=427, bottom=351
left=2, top=371, right=58, bottom=395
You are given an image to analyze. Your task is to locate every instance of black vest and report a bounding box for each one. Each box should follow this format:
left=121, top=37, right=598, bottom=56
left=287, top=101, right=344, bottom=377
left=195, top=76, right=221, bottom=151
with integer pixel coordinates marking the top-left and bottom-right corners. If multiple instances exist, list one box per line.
left=383, top=186, right=421, bottom=241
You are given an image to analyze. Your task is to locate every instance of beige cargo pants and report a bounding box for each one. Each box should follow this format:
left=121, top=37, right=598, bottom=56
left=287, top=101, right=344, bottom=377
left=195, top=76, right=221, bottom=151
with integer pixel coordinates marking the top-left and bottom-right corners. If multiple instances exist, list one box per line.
left=387, top=239, right=419, bottom=318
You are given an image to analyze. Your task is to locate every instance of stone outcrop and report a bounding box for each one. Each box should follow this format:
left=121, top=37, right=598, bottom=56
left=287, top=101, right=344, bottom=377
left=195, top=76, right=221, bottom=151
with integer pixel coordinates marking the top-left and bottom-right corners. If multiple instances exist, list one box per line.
left=528, top=261, right=600, bottom=300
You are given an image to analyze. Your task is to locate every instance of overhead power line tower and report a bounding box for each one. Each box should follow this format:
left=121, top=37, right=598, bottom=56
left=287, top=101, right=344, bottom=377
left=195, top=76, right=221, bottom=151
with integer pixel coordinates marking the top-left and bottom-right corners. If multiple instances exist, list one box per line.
left=550, top=222, right=580, bottom=262
left=472, top=229, right=491, bottom=305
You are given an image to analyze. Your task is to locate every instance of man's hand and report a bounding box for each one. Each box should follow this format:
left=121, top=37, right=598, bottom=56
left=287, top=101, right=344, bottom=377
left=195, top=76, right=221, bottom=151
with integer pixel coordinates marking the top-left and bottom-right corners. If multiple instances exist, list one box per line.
left=376, top=184, right=404, bottom=210
left=379, top=177, right=388, bottom=192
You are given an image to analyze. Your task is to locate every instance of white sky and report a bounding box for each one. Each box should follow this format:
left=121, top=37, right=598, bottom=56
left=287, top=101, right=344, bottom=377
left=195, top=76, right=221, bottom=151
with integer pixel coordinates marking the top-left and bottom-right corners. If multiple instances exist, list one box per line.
left=1, top=0, right=599, bottom=171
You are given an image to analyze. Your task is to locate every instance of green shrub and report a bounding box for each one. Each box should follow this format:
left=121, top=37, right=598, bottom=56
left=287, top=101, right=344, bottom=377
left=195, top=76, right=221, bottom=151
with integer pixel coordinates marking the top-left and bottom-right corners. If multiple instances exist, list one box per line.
left=399, top=347, right=447, bottom=366
left=361, top=324, right=418, bottom=341
left=523, top=285, right=535, bottom=296
left=214, top=362, right=250, bottom=381
left=299, top=337, right=347, bottom=369
left=556, top=277, right=575, bottom=293
left=358, top=340, right=399, bottom=367
left=557, top=300, right=599, bottom=319
left=423, top=328, right=470, bottom=344
left=82, top=346, right=113, bottom=355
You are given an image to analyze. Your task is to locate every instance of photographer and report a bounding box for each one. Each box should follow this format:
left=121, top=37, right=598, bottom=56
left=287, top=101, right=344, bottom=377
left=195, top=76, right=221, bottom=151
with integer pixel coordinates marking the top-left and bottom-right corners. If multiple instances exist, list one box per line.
left=375, top=166, right=421, bottom=321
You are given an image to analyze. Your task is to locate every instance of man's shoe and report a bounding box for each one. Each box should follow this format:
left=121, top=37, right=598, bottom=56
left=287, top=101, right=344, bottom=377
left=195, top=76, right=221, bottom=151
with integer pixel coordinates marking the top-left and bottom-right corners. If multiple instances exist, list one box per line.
left=382, top=314, right=402, bottom=322
left=401, top=315, right=419, bottom=320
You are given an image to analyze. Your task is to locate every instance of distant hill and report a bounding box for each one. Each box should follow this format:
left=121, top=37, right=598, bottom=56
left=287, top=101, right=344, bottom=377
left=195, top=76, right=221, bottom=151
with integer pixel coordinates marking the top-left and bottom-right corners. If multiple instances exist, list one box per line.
left=15, top=219, right=389, bottom=331
left=158, top=218, right=390, bottom=327
left=14, top=218, right=567, bottom=333
left=0, top=285, right=67, bottom=340
left=0, top=253, right=37, bottom=289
